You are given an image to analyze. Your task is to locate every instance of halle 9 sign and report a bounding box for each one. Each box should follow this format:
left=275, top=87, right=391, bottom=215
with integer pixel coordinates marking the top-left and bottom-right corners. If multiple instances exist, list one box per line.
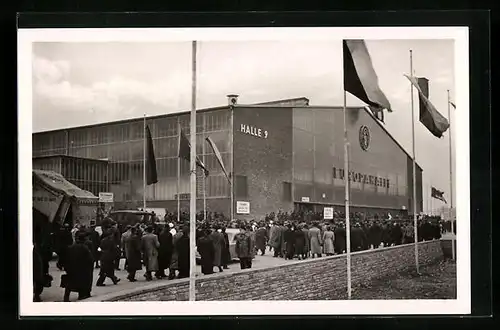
left=240, top=124, right=268, bottom=139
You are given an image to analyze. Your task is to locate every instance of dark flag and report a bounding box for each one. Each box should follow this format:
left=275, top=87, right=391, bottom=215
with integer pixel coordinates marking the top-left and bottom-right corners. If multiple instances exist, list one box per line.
left=343, top=40, right=392, bottom=122
left=449, top=101, right=456, bottom=109
left=205, top=136, right=231, bottom=183
left=404, top=74, right=450, bottom=138
left=431, top=187, right=447, bottom=203
left=178, top=129, right=209, bottom=176
left=145, top=125, right=158, bottom=185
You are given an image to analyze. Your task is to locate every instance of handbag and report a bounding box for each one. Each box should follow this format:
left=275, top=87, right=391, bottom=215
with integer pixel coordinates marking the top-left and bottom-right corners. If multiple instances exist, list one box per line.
left=60, top=274, right=69, bottom=288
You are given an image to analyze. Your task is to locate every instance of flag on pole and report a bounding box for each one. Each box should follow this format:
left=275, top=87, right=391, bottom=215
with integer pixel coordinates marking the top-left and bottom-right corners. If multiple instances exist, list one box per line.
left=404, top=74, right=450, bottom=138
left=205, top=136, right=231, bottom=183
left=343, top=39, right=392, bottom=122
left=179, top=129, right=209, bottom=176
left=145, top=125, right=158, bottom=185
left=431, top=187, right=447, bottom=203
left=449, top=100, right=456, bottom=109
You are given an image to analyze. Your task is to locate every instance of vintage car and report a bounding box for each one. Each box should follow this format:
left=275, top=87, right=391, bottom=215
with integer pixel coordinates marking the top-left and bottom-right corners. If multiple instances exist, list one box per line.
left=195, top=228, right=240, bottom=262
left=105, top=210, right=156, bottom=232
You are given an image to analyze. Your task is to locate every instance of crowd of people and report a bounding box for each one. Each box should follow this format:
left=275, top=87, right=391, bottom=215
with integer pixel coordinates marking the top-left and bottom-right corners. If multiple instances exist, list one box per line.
left=33, top=208, right=451, bottom=302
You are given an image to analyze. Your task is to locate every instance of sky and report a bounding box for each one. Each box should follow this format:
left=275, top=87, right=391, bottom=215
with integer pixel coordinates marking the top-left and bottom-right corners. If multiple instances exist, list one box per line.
left=32, top=39, right=456, bottom=211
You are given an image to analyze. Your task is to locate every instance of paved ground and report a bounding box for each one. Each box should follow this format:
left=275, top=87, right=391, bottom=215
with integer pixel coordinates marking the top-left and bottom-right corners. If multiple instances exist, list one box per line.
left=39, top=249, right=288, bottom=302
left=352, top=259, right=456, bottom=299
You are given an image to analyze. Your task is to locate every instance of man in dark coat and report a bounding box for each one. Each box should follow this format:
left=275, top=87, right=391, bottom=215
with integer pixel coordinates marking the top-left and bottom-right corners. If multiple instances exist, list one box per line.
left=369, top=221, right=383, bottom=249
left=197, top=229, right=215, bottom=275
left=235, top=225, right=253, bottom=270
left=209, top=226, right=225, bottom=272
left=88, top=225, right=101, bottom=268
left=62, top=232, right=94, bottom=301
left=96, top=230, right=121, bottom=286
left=334, top=223, right=346, bottom=254
left=391, top=222, right=403, bottom=246
left=124, top=226, right=142, bottom=282
left=33, top=245, right=44, bottom=302
left=221, top=227, right=231, bottom=269
left=55, top=223, right=73, bottom=271
left=350, top=223, right=364, bottom=252
left=157, top=226, right=173, bottom=279
left=111, top=222, right=122, bottom=270
left=254, top=224, right=268, bottom=256
left=293, top=225, right=307, bottom=260
left=141, top=226, right=160, bottom=281
left=283, top=224, right=295, bottom=260
left=176, top=226, right=191, bottom=279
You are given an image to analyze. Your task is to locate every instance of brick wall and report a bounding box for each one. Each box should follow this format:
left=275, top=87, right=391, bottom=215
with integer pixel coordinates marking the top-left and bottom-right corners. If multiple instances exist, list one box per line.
left=233, top=106, right=294, bottom=220
left=100, top=240, right=444, bottom=302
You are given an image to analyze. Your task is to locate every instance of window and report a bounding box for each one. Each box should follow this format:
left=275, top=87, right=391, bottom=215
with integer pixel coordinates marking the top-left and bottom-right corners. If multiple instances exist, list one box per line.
left=283, top=182, right=292, bottom=201
left=235, top=175, right=248, bottom=198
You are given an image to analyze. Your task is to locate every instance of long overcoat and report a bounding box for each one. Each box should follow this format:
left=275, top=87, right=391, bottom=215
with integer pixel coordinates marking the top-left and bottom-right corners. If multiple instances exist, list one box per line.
left=308, top=227, right=323, bottom=254
left=268, top=225, right=281, bottom=249
left=197, top=236, right=215, bottom=274
left=141, top=233, right=160, bottom=272
left=301, top=228, right=310, bottom=253
left=124, top=233, right=142, bottom=272
left=254, top=227, right=268, bottom=252
left=64, top=242, right=94, bottom=293
left=293, top=228, right=306, bottom=255
left=170, top=232, right=183, bottom=270
left=176, top=234, right=190, bottom=277
left=222, top=232, right=231, bottom=264
left=209, top=231, right=224, bottom=267
left=158, top=229, right=173, bottom=271
left=99, top=235, right=119, bottom=274
left=334, top=227, right=346, bottom=254
left=322, top=230, right=335, bottom=254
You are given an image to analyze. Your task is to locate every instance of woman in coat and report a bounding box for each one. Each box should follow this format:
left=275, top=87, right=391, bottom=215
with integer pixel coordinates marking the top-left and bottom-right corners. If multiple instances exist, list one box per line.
left=141, top=226, right=160, bottom=281
left=308, top=223, right=323, bottom=258
left=209, top=227, right=225, bottom=272
left=96, top=230, right=120, bottom=286
left=198, top=230, right=215, bottom=275
left=63, top=232, right=94, bottom=301
left=322, top=226, right=335, bottom=256
left=124, top=227, right=142, bottom=282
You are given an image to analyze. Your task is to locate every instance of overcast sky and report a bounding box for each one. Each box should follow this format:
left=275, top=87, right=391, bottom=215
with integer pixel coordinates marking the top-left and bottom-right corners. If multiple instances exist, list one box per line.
left=32, top=39, right=456, bottom=210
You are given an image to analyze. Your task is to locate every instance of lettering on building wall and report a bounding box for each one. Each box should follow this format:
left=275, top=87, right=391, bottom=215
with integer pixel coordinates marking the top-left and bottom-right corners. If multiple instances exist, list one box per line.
left=240, top=124, right=268, bottom=139
left=332, top=167, right=390, bottom=189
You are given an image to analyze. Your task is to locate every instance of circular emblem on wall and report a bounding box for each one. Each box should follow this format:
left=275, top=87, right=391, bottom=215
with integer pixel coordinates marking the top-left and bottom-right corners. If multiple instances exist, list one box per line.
left=359, top=125, right=370, bottom=151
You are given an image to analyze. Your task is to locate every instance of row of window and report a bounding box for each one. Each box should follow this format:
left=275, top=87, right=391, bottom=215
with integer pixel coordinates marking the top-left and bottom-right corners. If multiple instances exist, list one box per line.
left=33, top=110, right=231, bottom=151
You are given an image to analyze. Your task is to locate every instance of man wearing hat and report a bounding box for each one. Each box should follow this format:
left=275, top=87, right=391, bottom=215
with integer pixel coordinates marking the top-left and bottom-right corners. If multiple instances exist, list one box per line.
left=121, top=225, right=133, bottom=271
left=141, top=225, right=160, bottom=281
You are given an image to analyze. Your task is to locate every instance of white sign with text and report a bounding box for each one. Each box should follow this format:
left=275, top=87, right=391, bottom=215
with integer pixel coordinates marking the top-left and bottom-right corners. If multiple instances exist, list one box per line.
left=236, top=201, right=250, bottom=214
left=240, top=124, right=268, bottom=139
left=323, top=207, right=334, bottom=220
left=99, top=192, right=114, bottom=203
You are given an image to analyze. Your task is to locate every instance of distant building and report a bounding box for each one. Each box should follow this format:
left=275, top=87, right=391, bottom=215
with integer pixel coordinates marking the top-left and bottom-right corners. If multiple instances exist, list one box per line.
left=32, top=96, right=423, bottom=219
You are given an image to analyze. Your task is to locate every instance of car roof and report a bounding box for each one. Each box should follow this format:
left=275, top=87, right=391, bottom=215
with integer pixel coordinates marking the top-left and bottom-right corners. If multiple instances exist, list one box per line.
left=110, top=210, right=154, bottom=215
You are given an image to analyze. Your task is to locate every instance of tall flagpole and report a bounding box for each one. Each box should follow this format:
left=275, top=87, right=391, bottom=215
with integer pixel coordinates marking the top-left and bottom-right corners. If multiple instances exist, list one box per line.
left=410, top=49, right=420, bottom=274
left=202, top=114, right=207, bottom=221
left=230, top=106, right=234, bottom=222
left=143, top=114, right=146, bottom=210
left=189, top=40, right=197, bottom=301
left=343, top=90, right=352, bottom=299
left=447, top=89, right=455, bottom=260
left=177, top=120, right=181, bottom=224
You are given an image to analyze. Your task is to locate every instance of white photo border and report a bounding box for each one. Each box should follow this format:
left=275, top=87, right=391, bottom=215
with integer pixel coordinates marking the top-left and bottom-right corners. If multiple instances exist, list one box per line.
left=18, top=26, right=470, bottom=316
